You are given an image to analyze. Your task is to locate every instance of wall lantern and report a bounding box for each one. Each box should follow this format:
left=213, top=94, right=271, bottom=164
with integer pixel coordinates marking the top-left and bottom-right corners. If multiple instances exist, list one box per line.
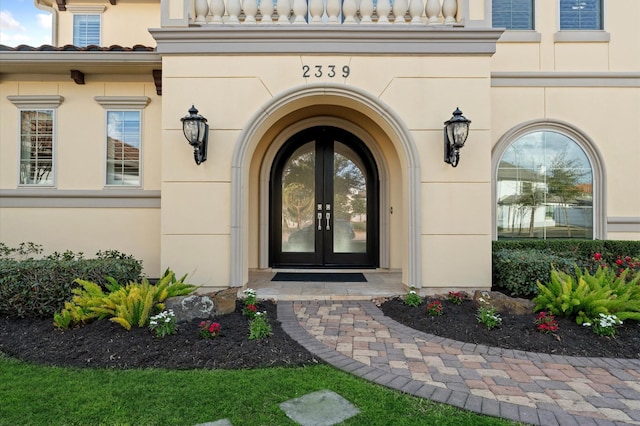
left=443, top=107, right=471, bottom=168
left=180, top=105, right=208, bottom=165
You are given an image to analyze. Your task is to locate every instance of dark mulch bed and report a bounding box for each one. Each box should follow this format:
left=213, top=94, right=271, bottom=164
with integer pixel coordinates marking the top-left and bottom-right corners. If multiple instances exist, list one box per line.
left=379, top=297, right=640, bottom=359
left=2, top=298, right=639, bottom=371
left=0, top=301, right=320, bottom=370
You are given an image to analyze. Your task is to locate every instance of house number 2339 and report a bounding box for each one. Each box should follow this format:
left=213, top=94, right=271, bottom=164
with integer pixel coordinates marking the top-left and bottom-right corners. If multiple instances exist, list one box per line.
left=303, top=65, right=351, bottom=78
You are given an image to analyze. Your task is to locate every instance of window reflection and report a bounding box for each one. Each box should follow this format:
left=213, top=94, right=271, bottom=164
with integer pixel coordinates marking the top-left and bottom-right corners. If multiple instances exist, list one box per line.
left=497, top=131, right=593, bottom=239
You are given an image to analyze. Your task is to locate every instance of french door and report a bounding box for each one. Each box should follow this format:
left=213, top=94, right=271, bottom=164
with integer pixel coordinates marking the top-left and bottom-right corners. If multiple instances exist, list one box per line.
left=270, top=126, right=379, bottom=268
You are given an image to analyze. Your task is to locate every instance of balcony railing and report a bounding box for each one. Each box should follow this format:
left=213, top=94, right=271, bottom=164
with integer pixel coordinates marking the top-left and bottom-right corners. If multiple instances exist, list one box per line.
left=164, top=0, right=463, bottom=27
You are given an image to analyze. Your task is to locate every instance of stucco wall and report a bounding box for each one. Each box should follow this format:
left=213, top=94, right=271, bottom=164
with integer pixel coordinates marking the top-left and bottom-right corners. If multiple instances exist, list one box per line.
left=0, top=78, right=162, bottom=277
left=492, top=0, right=640, bottom=72
left=161, top=54, right=493, bottom=290
left=56, top=2, right=159, bottom=47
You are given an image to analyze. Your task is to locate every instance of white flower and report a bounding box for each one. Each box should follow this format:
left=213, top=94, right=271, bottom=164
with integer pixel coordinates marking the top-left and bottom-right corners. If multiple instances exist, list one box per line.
left=409, top=290, right=416, bottom=295
left=583, top=322, right=591, bottom=327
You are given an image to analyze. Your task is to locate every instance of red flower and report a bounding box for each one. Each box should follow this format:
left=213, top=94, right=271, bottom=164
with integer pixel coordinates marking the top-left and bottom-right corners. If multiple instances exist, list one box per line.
left=246, top=304, right=257, bottom=312
left=593, top=253, right=602, bottom=261
left=616, top=259, right=623, bottom=266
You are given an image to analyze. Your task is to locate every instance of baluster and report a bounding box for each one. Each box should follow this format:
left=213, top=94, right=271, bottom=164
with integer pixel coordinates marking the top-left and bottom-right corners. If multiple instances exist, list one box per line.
left=209, top=0, right=225, bottom=23
left=276, top=0, right=291, bottom=23
left=425, top=0, right=440, bottom=24
left=376, top=0, right=391, bottom=23
left=309, top=0, right=324, bottom=22
left=292, top=0, right=307, bottom=22
left=244, top=0, right=259, bottom=23
left=260, top=0, right=274, bottom=23
left=408, top=0, right=423, bottom=23
left=228, top=0, right=242, bottom=23
left=393, top=0, right=408, bottom=23
left=360, top=0, right=374, bottom=23
left=442, top=0, right=457, bottom=23
left=326, top=0, right=340, bottom=23
left=343, top=0, right=358, bottom=23
left=195, top=0, right=209, bottom=22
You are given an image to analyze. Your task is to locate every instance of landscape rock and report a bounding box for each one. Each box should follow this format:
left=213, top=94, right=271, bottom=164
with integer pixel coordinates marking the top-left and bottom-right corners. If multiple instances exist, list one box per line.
left=472, top=290, right=535, bottom=316
left=165, top=288, right=238, bottom=323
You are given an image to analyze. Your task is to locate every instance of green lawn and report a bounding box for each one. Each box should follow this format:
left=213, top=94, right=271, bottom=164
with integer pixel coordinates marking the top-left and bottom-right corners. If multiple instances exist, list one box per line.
left=0, top=354, right=518, bottom=426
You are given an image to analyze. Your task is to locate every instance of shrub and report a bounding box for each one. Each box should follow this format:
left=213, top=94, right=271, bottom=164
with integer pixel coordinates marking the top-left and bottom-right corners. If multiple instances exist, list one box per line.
left=446, top=291, right=464, bottom=305
left=149, top=310, right=177, bottom=338
left=404, top=287, right=422, bottom=307
left=578, top=252, right=639, bottom=282
left=492, top=249, right=575, bottom=297
left=0, top=252, right=142, bottom=318
left=493, top=240, right=640, bottom=262
left=426, top=300, right=443, bottom=316
left=53, top=269, right=198, bottom=330
left=534, top=312, right=559, bottom=334
left=476, top=306, right=502, bottom=330
left=533, top=266, right=640, bottom=325
left=199, top=321, right=221, bottom=339
left=248, top=311, right=271, bottom=340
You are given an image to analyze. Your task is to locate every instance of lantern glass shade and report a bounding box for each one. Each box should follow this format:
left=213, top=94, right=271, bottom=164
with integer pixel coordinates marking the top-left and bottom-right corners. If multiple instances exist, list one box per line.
left=447, top=121, right=470, bottom=149
left=181, top=105, right=208, bottom=146
left=183, top=120, right=200, bottom=145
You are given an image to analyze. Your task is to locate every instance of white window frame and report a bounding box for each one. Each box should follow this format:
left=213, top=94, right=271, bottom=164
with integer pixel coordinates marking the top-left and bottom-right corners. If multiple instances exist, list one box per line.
left=7, top=95, right=64, bottom=187
left=492, top=120, right=606, bottom=240
left=555, top=0, right=610, bottom=42
left=94, top=96, right=150, bottom=188
left=68, top=5, right=105, bottom=47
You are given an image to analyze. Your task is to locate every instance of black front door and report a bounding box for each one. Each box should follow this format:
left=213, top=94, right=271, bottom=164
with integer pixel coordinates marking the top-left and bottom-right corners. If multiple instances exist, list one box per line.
left=270, top=126, right=379, bottom=268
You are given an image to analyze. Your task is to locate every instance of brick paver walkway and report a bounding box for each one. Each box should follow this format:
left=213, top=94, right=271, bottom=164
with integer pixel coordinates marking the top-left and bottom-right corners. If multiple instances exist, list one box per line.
left=278, top=300, right=640, bottom=426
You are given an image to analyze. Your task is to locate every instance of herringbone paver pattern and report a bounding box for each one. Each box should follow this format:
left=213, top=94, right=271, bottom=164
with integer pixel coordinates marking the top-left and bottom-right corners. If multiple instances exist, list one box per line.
left=278, top=300, right=640, bottom=426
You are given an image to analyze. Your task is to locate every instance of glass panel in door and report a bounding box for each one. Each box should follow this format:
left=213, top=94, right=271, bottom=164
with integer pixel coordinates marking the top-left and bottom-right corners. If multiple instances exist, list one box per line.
left=281, top=142, right=315, bottom=253
left=333, top=142, right=366, bottom=253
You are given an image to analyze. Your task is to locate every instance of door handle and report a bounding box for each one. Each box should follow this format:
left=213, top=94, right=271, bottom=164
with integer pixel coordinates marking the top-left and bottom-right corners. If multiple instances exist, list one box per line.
left=317, top=212, right=322, bottom=231
left=326, top=212, right=331, bottom=231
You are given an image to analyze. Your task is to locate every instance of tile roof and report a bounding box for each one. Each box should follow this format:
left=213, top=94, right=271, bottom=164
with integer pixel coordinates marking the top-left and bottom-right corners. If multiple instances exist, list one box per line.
left=0, top=44, right=155, bottom=52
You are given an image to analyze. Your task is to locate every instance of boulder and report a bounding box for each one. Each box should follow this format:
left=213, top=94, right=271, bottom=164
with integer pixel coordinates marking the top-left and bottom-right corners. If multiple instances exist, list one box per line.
left=472, top=290, right=535, bottom=316
left=165, top=287, right=238, bottom=323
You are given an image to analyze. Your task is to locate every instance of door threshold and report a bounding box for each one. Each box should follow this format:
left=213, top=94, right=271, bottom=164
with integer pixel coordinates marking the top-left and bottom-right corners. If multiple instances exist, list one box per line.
left=266, top=268, right=380, bottom=273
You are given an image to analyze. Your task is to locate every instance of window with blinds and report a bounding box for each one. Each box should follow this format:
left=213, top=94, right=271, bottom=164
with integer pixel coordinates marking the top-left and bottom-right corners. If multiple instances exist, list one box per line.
left=492, top=0, right=534, bottom=30
left=73, top=14, right=101, bottom=46
left=560, top=0, right=603, bottom=30
left=106, top=111, right=141, bottom=186
left=20, top=110, right=54, bottom=185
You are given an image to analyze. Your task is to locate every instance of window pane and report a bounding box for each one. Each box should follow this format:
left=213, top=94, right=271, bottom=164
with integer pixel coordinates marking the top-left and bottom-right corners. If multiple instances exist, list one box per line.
left=282, top=143, right=316, bottom=253
left=20, top=110, right=54, bottom=185
left=560, top=0, right=602, bottom=30
left=106, top=111, right=141, bottom=186
left=497, top=131, right=593, bottom=240
left=493, top=0, right=533, bottom=30
left=73, top=15, right=100, bottom=46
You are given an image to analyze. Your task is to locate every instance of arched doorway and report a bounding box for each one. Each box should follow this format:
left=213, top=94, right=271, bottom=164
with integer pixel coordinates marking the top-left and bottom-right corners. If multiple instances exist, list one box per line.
left=231, top=83, right=421, bottom=288
left=269, top=126, right=379, bottom=268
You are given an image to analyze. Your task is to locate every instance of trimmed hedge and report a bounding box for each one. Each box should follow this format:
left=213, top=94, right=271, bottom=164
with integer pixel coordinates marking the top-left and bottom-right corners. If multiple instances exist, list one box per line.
left=492, top=240, right=640, bottom=261
left=0, top=257, right=142, bottom=318
left=492, top=240, right=640, bottom=297
left=492, top=249, right=575, bottom=297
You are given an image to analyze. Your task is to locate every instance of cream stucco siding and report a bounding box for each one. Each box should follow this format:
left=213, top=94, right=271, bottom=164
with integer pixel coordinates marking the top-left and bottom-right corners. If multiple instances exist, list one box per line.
left=57, top=2, right=158, bottom=48
left=1, top=0, right=638, bottom=294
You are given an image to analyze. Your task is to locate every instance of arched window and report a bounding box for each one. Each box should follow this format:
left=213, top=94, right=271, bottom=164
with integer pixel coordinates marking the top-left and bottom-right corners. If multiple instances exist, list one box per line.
left=493, top=121, right=605, bottom=240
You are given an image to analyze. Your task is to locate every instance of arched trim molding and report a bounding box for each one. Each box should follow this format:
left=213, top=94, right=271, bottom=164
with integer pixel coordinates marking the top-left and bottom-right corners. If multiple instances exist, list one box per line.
left=258, top=117, right=390, bottom=271
left=230, top=83, right=421, bottom=287
left=491, top=119, right=607, bottom=240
